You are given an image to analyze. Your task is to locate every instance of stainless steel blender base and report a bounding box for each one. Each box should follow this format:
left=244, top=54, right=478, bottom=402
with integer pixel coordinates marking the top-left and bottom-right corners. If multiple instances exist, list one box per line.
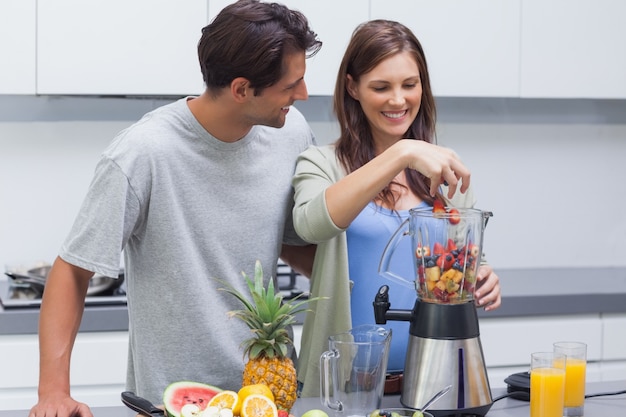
left=400, top=335, right=493, bottom=417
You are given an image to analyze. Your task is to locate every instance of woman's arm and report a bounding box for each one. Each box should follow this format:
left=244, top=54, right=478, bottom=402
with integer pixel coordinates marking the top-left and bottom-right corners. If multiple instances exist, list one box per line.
left=324, top=139, right=470, bottom=228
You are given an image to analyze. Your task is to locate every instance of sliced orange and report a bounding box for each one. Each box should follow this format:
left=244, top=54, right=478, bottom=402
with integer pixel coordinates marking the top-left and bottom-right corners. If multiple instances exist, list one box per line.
left=241, top=394, right=278, bottom=417
left=238, top=384, right=274, bottom=406
left=208, top=390, right=240, bottom=416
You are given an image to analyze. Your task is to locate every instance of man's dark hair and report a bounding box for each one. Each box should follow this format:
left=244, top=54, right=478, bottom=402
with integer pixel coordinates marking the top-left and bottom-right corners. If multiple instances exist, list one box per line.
left=198, top=0, right=322, bottom=95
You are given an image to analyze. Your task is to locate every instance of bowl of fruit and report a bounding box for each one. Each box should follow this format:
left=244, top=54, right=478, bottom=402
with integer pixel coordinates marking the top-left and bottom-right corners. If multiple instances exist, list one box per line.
left=369, top=408, right=433, bottom=417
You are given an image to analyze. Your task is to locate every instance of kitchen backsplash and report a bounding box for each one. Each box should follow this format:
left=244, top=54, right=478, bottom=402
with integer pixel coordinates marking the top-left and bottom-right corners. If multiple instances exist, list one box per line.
left=1, top=95, right=626, bottom=272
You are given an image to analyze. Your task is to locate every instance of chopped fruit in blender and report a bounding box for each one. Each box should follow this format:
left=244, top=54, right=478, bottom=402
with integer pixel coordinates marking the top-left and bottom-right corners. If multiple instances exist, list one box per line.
left=469, top=244, right=480, bottom=258
left=441, top=268, right=463, bottom=284
left=433, top=199, right=446, bottom=215
left=432, top=287, right=449, bottom=302
left=425, top=266, right=441, bottom=282
left=448, top=208, right=461, bottom=224
left=465, top=270, right=477, bottom=284
left=436, top=253, right=455, bottom=270
left=415, top=244, right=431, bottom=258
left=446, top=279, right=460, bottom=293
left=433, top=242, right=445, bottom=255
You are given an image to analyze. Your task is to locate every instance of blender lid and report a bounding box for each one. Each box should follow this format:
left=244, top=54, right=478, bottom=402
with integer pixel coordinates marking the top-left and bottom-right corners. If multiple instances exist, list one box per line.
left=504, top=371, right=530, bottom=401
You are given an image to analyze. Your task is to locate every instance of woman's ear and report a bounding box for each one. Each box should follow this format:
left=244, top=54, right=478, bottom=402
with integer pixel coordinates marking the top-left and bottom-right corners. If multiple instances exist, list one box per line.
left=346, top=74, right=359, bottom=100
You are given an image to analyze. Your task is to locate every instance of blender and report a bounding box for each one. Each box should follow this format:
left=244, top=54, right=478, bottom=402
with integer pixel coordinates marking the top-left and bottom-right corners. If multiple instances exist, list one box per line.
left=374, top=206, right=493, bottom=417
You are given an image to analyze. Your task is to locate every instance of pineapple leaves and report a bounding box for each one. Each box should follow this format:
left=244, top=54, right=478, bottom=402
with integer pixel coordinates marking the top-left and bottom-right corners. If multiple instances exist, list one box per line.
left=217, top=260, right=324, bottom=360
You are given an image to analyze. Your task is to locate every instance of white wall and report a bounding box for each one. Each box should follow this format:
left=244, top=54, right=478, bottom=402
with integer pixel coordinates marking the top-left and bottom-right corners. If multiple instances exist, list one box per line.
left=1, top=95, right=625, bottom=272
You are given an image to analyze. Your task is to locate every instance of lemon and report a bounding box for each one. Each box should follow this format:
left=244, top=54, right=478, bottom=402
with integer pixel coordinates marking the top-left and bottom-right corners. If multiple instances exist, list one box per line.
left=238, top=384, right=275, bottom=407
left=208, top=390, right=240, bottom=416
left=240, top=394, right=278, bottom=417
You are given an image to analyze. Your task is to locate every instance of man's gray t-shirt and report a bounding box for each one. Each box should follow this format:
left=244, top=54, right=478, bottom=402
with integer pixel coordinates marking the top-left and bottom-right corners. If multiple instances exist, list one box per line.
left=60, top=97, right=314, bottom=403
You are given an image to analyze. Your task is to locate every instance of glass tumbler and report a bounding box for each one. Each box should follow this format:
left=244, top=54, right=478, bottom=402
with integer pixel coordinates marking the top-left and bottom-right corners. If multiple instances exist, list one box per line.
left=554, top=341, right=587, bottom=416
left=530, top=351, right=566, bottom=417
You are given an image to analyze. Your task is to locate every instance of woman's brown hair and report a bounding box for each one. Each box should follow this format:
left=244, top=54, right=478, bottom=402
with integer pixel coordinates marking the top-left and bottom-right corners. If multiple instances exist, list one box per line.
left=334, top=19, right=440, bottom=207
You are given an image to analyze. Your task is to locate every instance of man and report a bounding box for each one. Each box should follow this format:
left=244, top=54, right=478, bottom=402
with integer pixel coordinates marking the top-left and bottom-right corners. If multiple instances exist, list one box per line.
left=29, top=1, right=321, bottom=416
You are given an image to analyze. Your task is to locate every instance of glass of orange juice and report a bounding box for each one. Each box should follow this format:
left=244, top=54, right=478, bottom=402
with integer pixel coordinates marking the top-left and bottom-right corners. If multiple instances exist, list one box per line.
left=554, top=341, right=587, bottom=416
left=530, top=351, right=566, bottom=417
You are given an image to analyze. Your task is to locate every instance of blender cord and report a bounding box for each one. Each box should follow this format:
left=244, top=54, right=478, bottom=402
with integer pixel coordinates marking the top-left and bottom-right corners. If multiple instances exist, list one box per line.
left=493, top=389, right=626, bottom=403
left=584, top=389, right=626, bottom=398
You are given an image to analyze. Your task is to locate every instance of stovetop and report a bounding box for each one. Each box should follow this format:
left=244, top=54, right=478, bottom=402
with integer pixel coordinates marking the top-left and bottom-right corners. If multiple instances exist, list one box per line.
left=0, top=279, right=127, bottom=309
left=0, top=261, right=306, bottom=309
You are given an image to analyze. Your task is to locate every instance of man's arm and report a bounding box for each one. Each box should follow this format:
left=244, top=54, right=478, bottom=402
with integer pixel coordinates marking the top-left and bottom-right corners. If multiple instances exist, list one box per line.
left=30, top=256, right=94, bottom=417
left=280, top=244, right=316, bottom=278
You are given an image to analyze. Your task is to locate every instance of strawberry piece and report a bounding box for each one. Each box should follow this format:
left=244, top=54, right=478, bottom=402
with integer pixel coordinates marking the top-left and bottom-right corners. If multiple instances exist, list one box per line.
left=446, top=238, right=458, bottom=252
left=433, top=199, right=446, bottom=216
left=433, top=242, right=445, bottom=255
left=417, top=264, right=425, bottom=283
left=449, top=208, right=461, bottom=225
left=433, top=287, right=449, bottom=302
left=278, top=410, right=289, bottom=417
left=436, top=253, right=455, bottom=270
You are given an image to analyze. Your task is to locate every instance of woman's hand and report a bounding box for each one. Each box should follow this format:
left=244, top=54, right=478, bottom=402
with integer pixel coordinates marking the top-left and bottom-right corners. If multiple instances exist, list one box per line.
left=474, top=264, right=501, bottom=311
left=400, top=140, right=471, bottom=198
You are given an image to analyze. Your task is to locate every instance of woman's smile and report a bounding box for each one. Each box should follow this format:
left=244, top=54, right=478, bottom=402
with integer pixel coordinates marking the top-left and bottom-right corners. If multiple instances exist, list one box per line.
left=382, top=110, right=408, bottom=120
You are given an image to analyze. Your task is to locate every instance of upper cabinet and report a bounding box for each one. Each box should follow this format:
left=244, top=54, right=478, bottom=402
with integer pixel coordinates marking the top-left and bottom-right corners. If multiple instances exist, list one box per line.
left=370, top=0, right=521, bottom=97
left=520, top=0, right=626, bottom=99
left=2, top=0, right=625, bottom=98
left=208, top=0, right=368, bottom=96
left=0, top=0, right=36, bottom=94
left=37, top=0, right=208, bottom=96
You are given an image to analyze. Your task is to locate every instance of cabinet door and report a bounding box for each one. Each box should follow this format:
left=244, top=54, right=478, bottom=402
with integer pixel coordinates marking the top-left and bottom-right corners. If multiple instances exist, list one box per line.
left=371, top=0, right=521, bottom=97
left=521, top=0, right=626, bottom=98
left=37, top=0, right=208, bottom=96
left=0, top=0, right=36, bottom=94
left=208, top=0, right=368, bottom=96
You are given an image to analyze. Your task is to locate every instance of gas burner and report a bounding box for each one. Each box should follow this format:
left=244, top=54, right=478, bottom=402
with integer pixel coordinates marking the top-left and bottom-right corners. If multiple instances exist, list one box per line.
left=0, top=279, right=127, bottom=309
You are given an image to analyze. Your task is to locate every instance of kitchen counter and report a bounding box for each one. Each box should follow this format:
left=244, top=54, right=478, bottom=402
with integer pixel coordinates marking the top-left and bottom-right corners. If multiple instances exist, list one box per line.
left=1, top=380, right=624, bottom=417
left=2, top=267, right=626, bottom=335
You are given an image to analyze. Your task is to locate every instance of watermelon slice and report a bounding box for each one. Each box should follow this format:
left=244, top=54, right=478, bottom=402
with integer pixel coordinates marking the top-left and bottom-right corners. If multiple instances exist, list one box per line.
left=163, top=381, right=223, bottom=417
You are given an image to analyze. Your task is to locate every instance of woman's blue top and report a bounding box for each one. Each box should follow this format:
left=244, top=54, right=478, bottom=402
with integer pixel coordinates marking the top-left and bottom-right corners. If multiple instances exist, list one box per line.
left=346, top=201, right=429, bottom=372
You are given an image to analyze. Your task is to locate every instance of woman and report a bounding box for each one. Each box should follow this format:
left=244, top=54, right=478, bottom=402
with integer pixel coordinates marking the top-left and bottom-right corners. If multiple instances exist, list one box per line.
left=292, top=20, right=501, bottom=397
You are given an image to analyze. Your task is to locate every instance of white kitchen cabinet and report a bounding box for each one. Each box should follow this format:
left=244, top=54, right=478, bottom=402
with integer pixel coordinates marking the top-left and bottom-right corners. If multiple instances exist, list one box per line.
left=480, top=314, right=603, bottom=368
left=0, top=0, right=36, bottom=94
left=37, top=0, right=208, bottom=96
left=0, top=332, right=128, bottom=411
left=520, top=0, right=626, bottom=98
left=602, top=313, right=626, bottom=361
left=208, top=0, right=367, bottom=96
left=370, top=0, right=521, bottom=97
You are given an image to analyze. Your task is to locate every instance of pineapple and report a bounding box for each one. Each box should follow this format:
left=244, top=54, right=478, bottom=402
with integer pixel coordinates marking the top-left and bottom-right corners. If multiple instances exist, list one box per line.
left=220, top=260, right=314, bottom=411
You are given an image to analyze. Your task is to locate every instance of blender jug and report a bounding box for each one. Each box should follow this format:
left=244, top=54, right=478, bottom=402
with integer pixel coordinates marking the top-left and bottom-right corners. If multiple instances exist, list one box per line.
left=376, top=206, right=493, bottom=417
left=379, top=206, right=492, bottom=303
left=320, top=325, right=391, bottom=417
